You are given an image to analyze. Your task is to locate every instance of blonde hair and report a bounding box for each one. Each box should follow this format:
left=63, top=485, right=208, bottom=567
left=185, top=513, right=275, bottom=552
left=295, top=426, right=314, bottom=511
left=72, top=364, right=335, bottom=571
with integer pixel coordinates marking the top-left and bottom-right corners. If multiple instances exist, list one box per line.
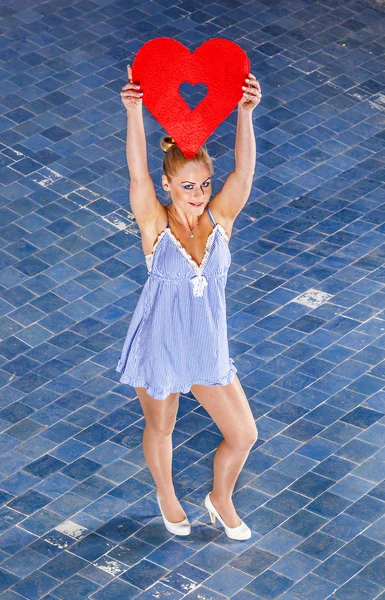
left=160, top=135, right=214, bottom=185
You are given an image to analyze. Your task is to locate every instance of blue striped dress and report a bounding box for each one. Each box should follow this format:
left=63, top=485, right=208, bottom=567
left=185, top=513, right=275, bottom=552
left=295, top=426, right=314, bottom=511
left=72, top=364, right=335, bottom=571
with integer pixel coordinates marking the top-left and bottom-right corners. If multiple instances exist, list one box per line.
left=116, top=205, right=237, bottom=400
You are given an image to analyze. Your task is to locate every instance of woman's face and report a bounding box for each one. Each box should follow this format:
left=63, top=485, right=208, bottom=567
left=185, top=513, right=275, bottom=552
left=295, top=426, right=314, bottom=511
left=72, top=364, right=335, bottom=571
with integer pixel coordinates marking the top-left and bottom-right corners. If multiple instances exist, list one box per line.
left=162, top=163, right=212, bottom=214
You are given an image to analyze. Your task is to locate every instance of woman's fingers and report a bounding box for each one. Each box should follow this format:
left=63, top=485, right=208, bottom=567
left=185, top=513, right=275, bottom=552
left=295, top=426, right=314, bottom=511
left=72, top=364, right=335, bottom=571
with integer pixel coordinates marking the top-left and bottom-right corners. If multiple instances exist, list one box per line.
left=124, top=65, right=142, bottom=93
left=243, top=85, right=262, bottom=97
left=244, top=74, right=261, bottom=94
left=121, top=64, right=144, bottom=108
left=245, top=89, right=261, bottom=98
left=243, top=84, right=260, bottom=93
left=121, top=91, right=143, bottom=98
left=247, top=79, right=261, bottom=91
left=121, top=64, right=142, bottom=101
left=122, top=82, right=141, bottom=90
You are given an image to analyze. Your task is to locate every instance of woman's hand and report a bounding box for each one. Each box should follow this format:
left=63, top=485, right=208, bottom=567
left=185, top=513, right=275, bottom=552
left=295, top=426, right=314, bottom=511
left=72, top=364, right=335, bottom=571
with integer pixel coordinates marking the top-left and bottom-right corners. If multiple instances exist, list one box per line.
left=120, top=65, right=143, bottom=112
left=238, top=73, right=262, bottom=112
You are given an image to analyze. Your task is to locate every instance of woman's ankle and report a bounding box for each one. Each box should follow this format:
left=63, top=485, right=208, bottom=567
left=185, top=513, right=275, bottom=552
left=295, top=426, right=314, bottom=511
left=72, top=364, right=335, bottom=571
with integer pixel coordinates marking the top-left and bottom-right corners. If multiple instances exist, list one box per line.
left=210, top=492, right=232, bottom=506
left=156, top=487, right=177, bottom=500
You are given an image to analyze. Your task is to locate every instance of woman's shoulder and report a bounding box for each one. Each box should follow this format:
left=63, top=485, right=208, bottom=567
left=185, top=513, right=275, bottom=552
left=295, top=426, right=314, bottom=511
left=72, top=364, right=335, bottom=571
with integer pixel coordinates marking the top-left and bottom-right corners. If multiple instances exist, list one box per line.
left=137, top=202, right=169, bottom=257
left=209, top=196, right=234, bottom=240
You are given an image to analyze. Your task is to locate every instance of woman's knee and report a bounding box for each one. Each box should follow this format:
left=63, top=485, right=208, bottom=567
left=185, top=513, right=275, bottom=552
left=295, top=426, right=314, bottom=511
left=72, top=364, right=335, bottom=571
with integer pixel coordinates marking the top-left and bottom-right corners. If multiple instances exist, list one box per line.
left=192, top=379, right=258, bottom=451
left=136, top=387, right=179, bottom=436
left=226, top=426, right=259, bottom=452
left=144, top=419, right=176, bottom=437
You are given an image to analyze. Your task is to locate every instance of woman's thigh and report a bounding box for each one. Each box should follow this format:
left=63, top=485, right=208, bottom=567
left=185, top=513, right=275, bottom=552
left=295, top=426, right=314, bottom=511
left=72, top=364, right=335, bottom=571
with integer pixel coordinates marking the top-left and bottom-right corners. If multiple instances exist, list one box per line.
left=191, top=374, right=258, bottom=450
left=135, top=387, right=180, bottom=435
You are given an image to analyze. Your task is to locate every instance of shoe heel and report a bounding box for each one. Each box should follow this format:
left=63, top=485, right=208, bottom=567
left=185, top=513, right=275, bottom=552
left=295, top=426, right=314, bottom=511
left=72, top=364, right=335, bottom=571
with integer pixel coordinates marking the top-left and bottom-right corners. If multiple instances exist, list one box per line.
left=204, top=492, right=251, bottom=541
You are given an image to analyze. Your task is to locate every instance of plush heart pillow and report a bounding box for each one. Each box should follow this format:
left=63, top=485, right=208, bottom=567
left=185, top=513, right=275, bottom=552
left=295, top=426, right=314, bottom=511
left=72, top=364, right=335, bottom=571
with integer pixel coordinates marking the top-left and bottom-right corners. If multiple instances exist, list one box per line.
left=131, top=38, right=250, bottom=159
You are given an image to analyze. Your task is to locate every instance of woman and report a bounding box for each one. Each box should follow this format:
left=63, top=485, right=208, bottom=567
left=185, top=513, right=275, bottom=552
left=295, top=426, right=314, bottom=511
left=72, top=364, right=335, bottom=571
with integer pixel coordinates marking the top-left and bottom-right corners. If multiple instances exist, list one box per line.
left=117, top=63, right=262, bottom=540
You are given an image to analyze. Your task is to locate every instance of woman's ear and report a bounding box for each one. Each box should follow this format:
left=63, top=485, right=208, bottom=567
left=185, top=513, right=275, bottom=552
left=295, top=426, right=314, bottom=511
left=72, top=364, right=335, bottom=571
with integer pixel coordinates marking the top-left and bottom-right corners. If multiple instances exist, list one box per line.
left=162, top=175, right=170, bottom=191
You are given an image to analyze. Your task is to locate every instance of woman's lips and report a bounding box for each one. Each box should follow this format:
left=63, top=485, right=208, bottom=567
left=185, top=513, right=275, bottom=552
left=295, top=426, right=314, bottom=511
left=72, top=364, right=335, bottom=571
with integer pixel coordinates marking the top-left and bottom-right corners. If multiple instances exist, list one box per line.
left=189, top=202, right=204, bottom=206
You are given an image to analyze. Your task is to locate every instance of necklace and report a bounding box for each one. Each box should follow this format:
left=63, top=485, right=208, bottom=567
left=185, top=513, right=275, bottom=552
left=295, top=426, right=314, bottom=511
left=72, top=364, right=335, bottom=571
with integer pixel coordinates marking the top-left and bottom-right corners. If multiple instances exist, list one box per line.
left=166, top=206, right=202, bottom=238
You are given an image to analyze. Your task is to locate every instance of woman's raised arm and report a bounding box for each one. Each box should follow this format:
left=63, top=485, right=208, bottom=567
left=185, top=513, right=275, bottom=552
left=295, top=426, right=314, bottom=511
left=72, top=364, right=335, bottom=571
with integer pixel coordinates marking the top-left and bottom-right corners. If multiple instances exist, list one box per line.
left=121, top=65, right=162, bottom=227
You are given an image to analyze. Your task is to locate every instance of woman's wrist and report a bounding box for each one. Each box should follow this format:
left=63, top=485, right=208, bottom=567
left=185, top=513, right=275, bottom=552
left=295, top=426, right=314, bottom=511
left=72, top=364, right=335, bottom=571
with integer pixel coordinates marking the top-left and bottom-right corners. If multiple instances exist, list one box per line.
left=126, top=107, right=142, bottom=117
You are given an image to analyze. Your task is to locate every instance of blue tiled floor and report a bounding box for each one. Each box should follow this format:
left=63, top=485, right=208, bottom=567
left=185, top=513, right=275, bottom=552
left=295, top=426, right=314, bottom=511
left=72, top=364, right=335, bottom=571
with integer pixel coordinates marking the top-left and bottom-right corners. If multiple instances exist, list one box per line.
left=0, top=0, right=385, bottom=598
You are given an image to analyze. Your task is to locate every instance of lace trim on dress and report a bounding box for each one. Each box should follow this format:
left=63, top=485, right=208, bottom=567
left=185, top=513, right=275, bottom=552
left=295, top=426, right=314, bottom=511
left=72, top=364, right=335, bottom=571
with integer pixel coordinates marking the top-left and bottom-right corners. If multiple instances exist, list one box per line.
left=117, top=357, right=237, bottom=400
left=168, top=224, right=217, bottom=274
left=145, top=224, right=229, bottom=276
left=169, top=224, right=229, bottom=296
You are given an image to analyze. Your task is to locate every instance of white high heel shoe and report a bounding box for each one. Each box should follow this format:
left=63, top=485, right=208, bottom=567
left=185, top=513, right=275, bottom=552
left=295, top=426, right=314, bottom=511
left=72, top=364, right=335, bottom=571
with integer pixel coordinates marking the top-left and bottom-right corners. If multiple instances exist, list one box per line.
left=156, top=493, right=191, bottom=536
left=205, top=492, right=251, bottom=540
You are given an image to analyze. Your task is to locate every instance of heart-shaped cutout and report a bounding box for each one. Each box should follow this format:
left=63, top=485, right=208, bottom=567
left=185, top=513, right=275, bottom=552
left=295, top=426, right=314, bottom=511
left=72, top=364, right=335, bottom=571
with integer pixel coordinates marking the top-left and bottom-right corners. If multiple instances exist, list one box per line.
left=179, top=82, right=208, bottom=111
left=132, top=38, right=250, bottom=159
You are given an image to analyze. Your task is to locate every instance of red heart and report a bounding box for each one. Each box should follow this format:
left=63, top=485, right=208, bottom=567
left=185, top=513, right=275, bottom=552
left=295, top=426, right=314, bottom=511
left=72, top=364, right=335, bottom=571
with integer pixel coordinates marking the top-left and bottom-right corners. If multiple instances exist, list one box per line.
left=132, top=38, right=250, bottom=159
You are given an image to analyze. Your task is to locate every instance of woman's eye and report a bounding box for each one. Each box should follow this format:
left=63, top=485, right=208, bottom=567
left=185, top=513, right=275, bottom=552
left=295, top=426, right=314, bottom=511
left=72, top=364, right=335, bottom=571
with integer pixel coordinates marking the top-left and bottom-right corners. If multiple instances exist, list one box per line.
left=184, top=182, right=210, bottom=190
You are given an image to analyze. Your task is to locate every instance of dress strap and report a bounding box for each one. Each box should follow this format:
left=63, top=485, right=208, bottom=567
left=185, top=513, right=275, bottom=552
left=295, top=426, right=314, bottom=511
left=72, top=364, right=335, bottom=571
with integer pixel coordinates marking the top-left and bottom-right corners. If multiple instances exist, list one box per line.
left=207, top=205, right=216, bottom=226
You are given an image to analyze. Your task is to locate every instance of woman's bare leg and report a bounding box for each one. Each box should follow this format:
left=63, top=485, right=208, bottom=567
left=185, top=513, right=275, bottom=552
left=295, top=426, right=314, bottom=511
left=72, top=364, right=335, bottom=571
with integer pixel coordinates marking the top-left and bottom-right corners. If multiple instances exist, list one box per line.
left=136, top=387, right=186, bottom=522
left=191, top=374, right=258, bottom=527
